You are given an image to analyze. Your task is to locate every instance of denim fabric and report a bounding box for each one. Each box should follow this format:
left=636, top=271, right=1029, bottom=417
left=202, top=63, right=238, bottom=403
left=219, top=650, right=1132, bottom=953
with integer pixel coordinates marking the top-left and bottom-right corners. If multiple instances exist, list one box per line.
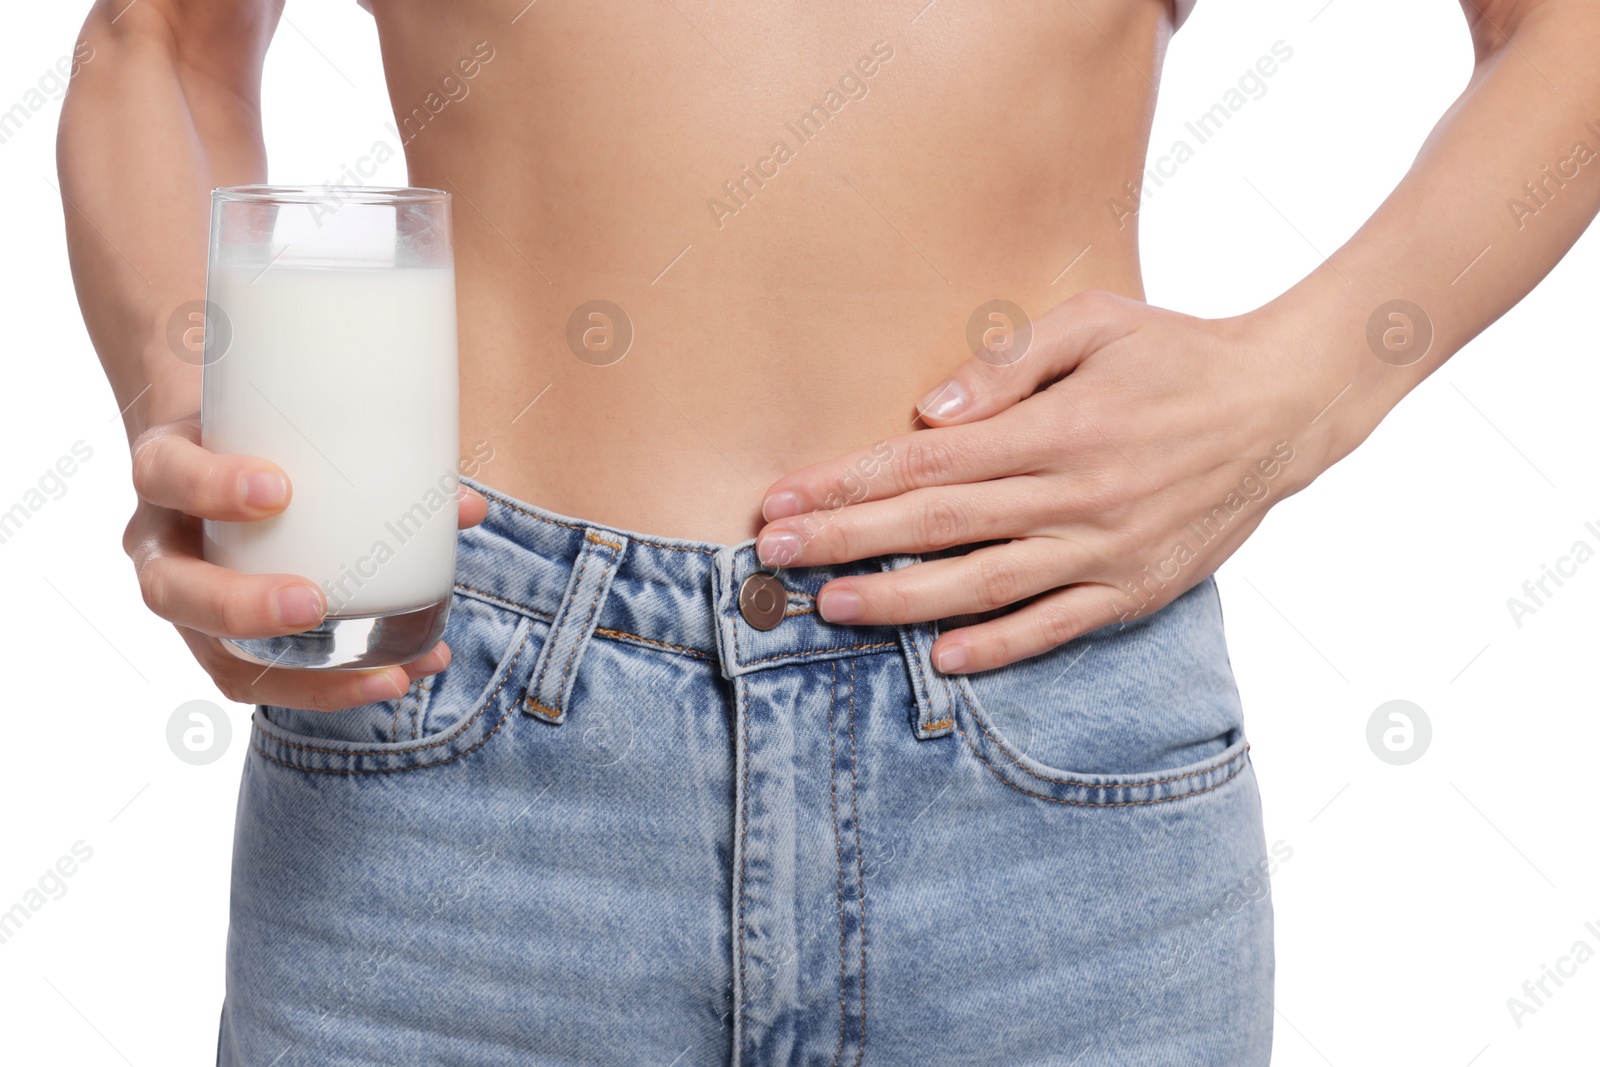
left=220, top=476, right=1273, bottom=1066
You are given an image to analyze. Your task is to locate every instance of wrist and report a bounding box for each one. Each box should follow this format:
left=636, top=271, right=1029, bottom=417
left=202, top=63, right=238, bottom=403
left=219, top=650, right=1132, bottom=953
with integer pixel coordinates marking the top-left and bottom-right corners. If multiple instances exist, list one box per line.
left=121, top=349, right=201, bottom=444
left=1251, top=264, right=1432, bottom=474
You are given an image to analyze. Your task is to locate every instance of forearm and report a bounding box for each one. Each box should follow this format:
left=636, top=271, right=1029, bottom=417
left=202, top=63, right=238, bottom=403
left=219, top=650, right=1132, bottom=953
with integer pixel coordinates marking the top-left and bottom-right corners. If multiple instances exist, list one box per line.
left=1260, top=0, right=1600, bottom=470
left=56, top=0, right=275, bottom=442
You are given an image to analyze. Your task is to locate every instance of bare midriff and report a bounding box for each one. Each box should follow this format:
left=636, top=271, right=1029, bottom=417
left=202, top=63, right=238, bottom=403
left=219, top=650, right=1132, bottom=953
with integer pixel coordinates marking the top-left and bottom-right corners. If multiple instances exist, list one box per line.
left=370, top=0, right=1170, bottom=543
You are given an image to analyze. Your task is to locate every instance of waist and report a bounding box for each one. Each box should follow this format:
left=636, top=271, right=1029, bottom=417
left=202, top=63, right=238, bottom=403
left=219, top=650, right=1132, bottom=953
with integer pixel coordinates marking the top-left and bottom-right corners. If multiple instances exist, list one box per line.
left=458, top=264, right=1142, bottom=542
left=455, top=475, right=910, bottom=672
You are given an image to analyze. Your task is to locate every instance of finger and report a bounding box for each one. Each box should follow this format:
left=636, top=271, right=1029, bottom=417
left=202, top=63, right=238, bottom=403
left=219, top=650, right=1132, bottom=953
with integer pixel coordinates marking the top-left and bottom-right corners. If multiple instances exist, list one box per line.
left=761, top=418, right=1046, bottom=522
left=812, top=538, right=1096, bottom=626
left=758, top=479, right=1061, bottom=567
left=189, top=631, right=448, bottom=711
left=916, top=288, right=1134, bottom=426
left=135, top=546, right=326, bottom=638
left=132, top=425, right=290, bottom=520
left=402, top=641, right=451, bottom=679
left=458, top=487, right=488, bottom=529
left=928, top=582, right=1130, bottom=673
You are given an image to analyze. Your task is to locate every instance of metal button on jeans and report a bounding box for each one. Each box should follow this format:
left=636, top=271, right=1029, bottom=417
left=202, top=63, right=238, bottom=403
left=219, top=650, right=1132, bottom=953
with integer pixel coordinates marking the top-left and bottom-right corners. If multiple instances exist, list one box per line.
left=738, top=573, right=787, bottom=631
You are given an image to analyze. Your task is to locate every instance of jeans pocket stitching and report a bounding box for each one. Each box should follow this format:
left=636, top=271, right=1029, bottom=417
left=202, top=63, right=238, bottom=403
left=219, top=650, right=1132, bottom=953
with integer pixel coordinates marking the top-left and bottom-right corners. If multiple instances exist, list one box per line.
left=251, top=621, right=535, bottom=774
left=952, top=677, right=1249, bottom=804
left=952, top=716, right=1249, bottom=808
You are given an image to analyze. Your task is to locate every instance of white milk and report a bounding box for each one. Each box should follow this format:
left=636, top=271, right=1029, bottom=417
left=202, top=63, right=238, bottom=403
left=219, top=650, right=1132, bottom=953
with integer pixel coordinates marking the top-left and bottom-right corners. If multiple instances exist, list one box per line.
left=202, top=264, right=459, bottom=617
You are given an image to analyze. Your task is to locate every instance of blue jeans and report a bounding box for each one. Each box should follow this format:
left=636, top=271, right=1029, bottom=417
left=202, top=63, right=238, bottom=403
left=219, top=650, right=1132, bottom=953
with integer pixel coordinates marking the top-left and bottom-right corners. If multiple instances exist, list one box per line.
left=220, top=477, right=1274, bottom=1065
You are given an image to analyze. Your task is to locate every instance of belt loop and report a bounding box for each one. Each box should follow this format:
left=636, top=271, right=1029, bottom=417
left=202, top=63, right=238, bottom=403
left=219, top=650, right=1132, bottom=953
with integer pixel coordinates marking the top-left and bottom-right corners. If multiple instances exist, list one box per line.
left=523, top=528, right=628, bottom=723
left=880, top=554, right=957, bottom=740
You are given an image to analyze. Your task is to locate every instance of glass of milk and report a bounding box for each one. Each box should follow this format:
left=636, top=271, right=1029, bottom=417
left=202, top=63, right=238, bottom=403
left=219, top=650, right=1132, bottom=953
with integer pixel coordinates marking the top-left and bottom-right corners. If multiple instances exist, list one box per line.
left=202, top=186, right=459, bottom=669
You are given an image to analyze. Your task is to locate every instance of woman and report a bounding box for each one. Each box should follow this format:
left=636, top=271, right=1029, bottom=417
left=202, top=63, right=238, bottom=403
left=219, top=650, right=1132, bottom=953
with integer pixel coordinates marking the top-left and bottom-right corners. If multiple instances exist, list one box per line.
left=57, top=0, right=1600, bottom=1062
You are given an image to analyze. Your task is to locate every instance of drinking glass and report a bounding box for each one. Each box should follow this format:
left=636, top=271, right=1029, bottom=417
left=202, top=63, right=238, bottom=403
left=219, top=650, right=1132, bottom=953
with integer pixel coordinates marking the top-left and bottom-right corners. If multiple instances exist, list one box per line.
left=201, top=185, right=459, bottom=669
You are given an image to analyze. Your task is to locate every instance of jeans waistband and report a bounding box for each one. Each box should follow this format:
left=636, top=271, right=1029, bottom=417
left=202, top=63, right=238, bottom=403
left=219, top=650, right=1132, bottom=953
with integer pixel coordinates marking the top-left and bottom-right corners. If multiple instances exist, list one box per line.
left=457, top=476, right=920, bottom=668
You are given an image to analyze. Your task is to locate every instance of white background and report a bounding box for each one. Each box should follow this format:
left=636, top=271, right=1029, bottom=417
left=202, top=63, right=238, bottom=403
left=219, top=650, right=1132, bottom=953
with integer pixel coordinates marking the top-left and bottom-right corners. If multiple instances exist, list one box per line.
left=2, top=0, right=1596, bottom=1063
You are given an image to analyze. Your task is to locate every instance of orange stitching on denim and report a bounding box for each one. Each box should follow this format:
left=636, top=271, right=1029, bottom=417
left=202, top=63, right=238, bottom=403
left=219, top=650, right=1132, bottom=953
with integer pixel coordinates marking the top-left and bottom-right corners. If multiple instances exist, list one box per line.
left=253, top=707, right=515, bottom=777
left=956, top=682, right=1244, bottom=791
left=898, top=628, right=939, bottom=734
left=252, top=628, right=532, bottom=772
left=453, top=583, right=555, bottom=622
left=735, top=674, right=751, bottom=1056
left=827, top=661, right=849, bottom=1067
left=526, top=699, right=561, bottom=721
left=585, top=530, right=624, bottom=550
left=953, top=719, right=1249, bottom=807
left=412, top=672, right=439, bottom=741
left=457, top=582, right=711, bottom=668
left=784, top=606, right=816, bottom=617
left=256, top=630, right=531, bottom=764
left=528, top=545, right=594, bottom=710
left=591, top=627, right=710, bottom=659
left=846, top=658, right=868, bottom=1064
left=933, top=651, right=963, bottom=740
left=631, top=537, right=718, bottom=556
left=485, top=494, right=717, bottom=555
left=550, top=551, right=614, bottom=718
left=739, top=642, right=898, bottom=667
left=910, top=616, right=961, bottom=738
left=390, top=682, right=412, bottom=744
left=400, top=672, right=438, bottom=742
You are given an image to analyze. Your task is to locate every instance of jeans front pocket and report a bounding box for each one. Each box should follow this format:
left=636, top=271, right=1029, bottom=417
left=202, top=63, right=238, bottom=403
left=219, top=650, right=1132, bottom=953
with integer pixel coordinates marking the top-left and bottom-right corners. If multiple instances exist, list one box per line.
left=950, top=575, right=1251, bottom=807
left=251, top=591, right=544, bottom=776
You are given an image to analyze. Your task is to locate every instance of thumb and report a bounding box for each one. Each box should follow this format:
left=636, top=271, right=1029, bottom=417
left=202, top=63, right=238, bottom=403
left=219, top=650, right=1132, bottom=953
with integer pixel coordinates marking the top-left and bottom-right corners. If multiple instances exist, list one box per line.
left=915, top=289, right=1132, bottom=425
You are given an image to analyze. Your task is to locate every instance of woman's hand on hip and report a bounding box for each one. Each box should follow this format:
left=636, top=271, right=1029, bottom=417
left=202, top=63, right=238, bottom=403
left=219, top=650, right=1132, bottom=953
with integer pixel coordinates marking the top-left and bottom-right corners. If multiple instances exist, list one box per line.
left=756, top=290, right=1347, bottom=674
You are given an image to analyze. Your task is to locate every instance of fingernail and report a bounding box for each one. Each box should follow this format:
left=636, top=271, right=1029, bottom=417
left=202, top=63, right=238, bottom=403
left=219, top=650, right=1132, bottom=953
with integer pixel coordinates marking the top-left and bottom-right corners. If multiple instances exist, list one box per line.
left=757, top=530, right=802, bottom=567
left=412, top=644, right=451, bottom=674
left=243, top=471, right=288, bottom=508
left=818, top=587, right=864, bottom=623
left=762, top=491, right=804, bottom=522
left=917, top=379, right=969, bottom=421
left=934, top=645, right=969, bottom=674
left=275, top=585, right=324, bottom=627
left=360, top=670, right=406, bottom=703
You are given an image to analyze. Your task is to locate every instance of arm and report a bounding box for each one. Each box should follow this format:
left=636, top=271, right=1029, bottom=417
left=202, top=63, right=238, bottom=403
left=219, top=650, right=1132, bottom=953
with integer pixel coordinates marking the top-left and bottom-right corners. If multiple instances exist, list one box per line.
left=1267, top=0, right=1600, bottom=462
left=754, top=0, right=1600, bottom=672
left=60, top=0, right=274, bottom=436
left=58, top=0, right=467, bottom=707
